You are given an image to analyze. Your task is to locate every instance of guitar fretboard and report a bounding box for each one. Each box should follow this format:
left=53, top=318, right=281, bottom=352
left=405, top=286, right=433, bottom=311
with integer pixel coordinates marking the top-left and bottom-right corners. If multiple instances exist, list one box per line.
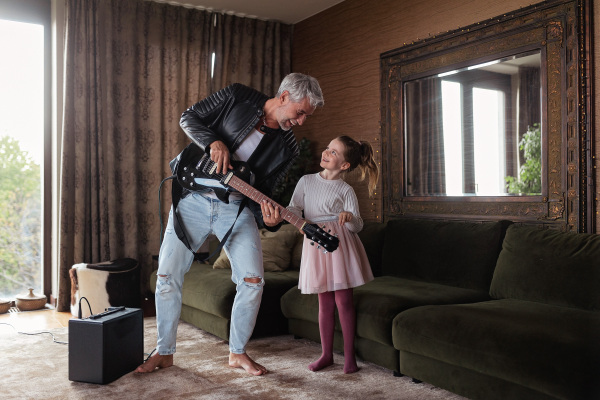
left=210, top=169, right=305, bottom=230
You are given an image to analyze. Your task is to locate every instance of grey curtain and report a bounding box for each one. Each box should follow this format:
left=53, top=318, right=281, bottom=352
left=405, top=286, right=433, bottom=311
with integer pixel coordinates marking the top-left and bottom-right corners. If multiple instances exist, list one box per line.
left=58, top=0, right=291, bottom=311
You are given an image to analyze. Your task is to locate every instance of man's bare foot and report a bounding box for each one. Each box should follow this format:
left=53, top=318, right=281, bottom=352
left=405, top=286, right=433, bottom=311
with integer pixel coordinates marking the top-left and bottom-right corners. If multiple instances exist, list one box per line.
left=135, top=353, right=173, bottom=373
left=229, top=352, right=268, bottom=376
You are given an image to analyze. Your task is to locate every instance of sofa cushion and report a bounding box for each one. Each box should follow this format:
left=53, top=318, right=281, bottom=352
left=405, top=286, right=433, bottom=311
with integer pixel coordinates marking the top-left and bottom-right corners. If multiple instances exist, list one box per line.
left=181, top=263, right=235, bottom=318
left=381, top=219, right=509, bottom=291
left=354, top=277, right=491, bottom=346
left=151, top=262, right=299, bottom=319
left=356, top=221, right=387, bottom=277
left=281, top=276, right=491, bottom=347
left=393, top=300, right=600, bottom=399
left=490, top=225, right=600, bottom=310
left=213, top=224, right=303, bottom=271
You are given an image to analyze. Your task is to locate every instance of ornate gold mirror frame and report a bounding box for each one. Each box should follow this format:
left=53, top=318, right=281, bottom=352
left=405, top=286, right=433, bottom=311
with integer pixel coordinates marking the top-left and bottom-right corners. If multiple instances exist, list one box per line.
left=380, top=0, right=593, bottom=232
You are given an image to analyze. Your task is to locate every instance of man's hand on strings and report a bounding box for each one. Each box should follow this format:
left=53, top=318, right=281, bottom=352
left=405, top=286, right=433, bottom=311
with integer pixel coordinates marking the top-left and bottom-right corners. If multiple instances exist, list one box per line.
left=261, top=200, right=282, bottom=227
left=208, top=140, right=233, bottom=174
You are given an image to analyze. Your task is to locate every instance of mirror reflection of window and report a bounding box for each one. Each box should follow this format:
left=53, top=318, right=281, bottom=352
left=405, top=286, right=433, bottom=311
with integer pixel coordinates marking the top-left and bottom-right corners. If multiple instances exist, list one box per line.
left=441, top=81, right=463, bottom=196
left=473, top=87, right=506, bottom=195
left=404, top=50, right=541, bottom=197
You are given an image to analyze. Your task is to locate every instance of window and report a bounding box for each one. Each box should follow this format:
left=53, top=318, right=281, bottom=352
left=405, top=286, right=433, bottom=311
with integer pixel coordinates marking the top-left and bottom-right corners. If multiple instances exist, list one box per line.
left=0, top=1, right=51, bottom=300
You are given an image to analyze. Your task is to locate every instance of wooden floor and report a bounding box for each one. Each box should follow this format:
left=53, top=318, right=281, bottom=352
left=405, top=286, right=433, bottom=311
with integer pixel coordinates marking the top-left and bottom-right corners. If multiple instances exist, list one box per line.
left=0, top=296, right=155, bottom=333
left=0, top=307, right=73, bottom=332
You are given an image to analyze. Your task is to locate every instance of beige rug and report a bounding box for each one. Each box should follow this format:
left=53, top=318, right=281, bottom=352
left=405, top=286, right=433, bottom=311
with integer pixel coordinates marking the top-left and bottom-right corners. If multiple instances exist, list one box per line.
left=1, top=318, right=466, bottom=400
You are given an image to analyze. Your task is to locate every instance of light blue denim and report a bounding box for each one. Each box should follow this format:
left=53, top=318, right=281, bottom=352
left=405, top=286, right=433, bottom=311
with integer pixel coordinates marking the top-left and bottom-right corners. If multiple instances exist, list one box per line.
left=155, top=191, right=264, bottom=355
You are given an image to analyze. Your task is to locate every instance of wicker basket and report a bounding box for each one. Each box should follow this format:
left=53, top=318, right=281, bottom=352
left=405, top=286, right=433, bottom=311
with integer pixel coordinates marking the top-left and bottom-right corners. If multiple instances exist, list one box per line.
left=0, top=299, right=10, bottom=314
left=15, top=289, right=47, bottom=311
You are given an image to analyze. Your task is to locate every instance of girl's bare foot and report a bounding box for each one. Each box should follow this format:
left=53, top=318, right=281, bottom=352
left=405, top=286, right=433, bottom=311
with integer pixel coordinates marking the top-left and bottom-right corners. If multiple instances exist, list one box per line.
left=229, top=352, right=268, bottom=376
left=135, top=353, right=173, bottom=373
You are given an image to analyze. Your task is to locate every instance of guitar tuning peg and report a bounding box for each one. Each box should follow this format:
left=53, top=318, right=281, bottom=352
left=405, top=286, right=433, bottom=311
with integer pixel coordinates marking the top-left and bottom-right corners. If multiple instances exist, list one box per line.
left=322, top=250, right=328, bottom=254
left=328, top=229, right=331, bottom=233
left=310, top=242, right=315, bottom=246
left=317, top=245, right=321, bottom=250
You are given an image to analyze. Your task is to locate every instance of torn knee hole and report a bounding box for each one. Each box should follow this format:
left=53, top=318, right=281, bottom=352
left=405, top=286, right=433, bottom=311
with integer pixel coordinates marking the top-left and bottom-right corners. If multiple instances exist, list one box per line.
left=244, top=277, right=261, bottom=284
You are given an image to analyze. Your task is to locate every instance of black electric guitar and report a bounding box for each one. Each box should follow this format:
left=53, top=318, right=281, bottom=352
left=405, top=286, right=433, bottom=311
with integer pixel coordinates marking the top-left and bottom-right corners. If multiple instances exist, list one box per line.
left=177, top=152, right=339, bottom=253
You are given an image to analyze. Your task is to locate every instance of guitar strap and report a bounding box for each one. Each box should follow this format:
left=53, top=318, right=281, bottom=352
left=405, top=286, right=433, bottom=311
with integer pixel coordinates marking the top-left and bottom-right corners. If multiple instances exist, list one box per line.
left=169, top=176, right=248, bottom=262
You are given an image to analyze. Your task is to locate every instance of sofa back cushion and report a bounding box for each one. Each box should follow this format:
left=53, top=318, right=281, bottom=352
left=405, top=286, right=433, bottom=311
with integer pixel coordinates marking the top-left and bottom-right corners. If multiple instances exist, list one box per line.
left=490, top=225, right=600, bottom=310
left=382, top=218, right=509, bottom=291
left=357, top=221, right=387, bottom=277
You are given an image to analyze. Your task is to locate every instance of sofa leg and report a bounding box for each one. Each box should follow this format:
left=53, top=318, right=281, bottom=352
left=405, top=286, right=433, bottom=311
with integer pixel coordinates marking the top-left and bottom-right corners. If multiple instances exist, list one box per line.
left=393, top=371, right=403, bottom=377
left=412, top=378, right=422, bottom=384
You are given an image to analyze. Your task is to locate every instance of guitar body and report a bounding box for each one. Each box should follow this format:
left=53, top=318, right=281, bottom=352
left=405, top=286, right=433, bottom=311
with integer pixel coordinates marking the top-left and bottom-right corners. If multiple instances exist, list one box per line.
left=174, top=145, right=340, bottom=253
left=175, top=144, right=254, bottom=192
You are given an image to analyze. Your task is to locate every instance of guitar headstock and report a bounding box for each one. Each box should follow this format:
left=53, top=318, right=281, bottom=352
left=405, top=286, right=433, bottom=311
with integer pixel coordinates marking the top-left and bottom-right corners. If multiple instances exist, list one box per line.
left=302, top=223, right=339, bottom=253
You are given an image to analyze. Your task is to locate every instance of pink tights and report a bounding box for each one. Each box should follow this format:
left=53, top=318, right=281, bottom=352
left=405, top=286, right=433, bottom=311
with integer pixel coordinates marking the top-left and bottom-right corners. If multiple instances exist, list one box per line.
left=309, top=288, right=359, bottom=374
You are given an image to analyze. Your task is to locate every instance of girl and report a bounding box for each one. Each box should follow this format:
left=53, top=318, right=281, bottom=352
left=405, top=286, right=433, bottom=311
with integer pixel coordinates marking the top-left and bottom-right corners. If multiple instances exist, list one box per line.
left=287, top=135, right=379, bottom=374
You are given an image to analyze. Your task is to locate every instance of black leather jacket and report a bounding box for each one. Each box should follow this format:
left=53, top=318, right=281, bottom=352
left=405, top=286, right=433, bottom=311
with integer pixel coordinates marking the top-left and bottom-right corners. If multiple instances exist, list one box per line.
left=175, top=83, right=299, bottom=228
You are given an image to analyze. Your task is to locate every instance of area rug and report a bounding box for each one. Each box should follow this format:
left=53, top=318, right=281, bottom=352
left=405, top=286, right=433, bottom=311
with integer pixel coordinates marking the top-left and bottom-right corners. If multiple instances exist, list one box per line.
left=1, top=318, right=466, bottom=400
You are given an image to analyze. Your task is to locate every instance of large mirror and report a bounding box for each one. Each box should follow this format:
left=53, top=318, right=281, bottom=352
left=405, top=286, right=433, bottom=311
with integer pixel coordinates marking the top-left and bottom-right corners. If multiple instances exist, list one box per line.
left=404, top=51, right=541, bottom=197
left=380, top=0, right=593, bottom=231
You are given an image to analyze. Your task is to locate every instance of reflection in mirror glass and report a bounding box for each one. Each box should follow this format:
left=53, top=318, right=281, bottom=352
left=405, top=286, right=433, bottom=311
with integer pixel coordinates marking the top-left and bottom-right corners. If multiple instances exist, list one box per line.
left=404, top=50, right=542, bottom=196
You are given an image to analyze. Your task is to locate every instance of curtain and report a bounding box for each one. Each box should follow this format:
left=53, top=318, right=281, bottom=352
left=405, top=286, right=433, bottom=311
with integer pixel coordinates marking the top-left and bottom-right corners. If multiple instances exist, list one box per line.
left=58, top=0, right=291, bottom=311
left=212, top=13, right=292, bottom=95
left=517, top=66, right=541, bottom=168
left=405, top=78, right=446, bottom=195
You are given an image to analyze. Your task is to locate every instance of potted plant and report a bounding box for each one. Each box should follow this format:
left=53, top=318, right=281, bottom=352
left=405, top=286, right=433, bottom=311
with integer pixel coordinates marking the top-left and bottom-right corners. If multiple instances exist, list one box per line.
left=505, top=123, right=541, bottom=195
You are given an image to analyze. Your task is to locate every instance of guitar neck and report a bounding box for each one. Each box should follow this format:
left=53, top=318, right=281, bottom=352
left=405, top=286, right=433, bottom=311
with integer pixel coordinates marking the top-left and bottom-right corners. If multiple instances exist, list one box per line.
left=227, top=175, right=306, bottom=230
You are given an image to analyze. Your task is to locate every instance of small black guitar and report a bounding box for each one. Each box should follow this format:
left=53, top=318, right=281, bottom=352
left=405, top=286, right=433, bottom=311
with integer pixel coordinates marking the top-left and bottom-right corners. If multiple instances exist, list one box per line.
left=177, top=152, right=339, bottom=253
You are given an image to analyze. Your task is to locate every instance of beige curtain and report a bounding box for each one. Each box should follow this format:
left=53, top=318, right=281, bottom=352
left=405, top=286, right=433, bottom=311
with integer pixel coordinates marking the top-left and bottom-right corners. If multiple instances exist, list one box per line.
left=58, top=0, right=291, bottom=311
left=212, top=13, right=292, bottom=94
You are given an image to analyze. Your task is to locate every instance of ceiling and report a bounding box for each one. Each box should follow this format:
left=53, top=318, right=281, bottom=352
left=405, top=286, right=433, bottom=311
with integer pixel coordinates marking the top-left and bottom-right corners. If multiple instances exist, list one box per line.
left=156, top=0, right=345, bottom=24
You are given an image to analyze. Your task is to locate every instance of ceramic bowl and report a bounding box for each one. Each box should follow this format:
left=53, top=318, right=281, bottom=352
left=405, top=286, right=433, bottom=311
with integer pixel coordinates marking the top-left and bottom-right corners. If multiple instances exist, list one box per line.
left=15, top=288, right=47, bottom=311
left=0, top=299, right=11, bottom=314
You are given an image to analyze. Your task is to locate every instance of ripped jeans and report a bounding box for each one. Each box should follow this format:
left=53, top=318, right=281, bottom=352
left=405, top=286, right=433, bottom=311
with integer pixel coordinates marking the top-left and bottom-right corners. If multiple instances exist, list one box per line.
left=155, top=192, right=264, bottom=355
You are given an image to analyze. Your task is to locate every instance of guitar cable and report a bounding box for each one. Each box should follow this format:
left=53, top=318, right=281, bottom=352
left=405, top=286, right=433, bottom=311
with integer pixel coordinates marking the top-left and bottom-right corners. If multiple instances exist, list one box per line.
left=158, top=175, right=176, bottom=247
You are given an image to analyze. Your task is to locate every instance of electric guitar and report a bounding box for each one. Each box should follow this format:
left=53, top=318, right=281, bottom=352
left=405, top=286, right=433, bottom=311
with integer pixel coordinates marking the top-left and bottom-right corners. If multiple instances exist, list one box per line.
left=177, top=152, right=339, bottom=253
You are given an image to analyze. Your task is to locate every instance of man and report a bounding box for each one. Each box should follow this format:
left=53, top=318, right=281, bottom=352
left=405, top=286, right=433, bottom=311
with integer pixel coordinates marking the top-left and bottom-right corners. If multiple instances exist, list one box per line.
left=136, top=73, right=324, bottom=376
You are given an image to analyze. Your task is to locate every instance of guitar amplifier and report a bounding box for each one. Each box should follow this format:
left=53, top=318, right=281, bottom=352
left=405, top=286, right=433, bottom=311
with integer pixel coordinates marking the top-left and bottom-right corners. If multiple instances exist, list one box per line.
left=69, top=307, right=143, bottom=384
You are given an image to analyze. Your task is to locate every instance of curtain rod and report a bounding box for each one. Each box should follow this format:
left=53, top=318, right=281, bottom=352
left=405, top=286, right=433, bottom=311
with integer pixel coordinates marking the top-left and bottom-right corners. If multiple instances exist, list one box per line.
left=145, top=0, right=270, bottom=22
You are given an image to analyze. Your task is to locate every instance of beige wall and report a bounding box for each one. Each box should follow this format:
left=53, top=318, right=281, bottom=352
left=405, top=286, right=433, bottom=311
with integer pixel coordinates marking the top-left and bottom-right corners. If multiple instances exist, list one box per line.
left=292, top=0, right=598, bottom=230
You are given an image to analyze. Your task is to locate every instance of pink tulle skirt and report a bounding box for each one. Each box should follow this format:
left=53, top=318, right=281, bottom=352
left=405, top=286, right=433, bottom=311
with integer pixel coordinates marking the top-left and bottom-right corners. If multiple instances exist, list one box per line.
left=298, top=221, right=374, bottom=294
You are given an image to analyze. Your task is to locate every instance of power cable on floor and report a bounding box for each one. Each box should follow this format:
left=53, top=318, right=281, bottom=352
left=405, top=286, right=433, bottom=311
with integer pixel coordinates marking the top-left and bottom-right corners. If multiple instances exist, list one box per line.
left=0, top=322, right=68, bottom=345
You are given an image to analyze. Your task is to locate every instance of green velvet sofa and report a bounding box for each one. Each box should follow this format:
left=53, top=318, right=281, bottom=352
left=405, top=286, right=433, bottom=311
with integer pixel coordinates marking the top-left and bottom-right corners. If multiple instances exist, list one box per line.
left=149, top=224, right=303, bottom=340
left=281, top=219, right=600, bottom=400
left=394, top=224, right=600, bottom=400
left=281, top=218, right=509, bottom=372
